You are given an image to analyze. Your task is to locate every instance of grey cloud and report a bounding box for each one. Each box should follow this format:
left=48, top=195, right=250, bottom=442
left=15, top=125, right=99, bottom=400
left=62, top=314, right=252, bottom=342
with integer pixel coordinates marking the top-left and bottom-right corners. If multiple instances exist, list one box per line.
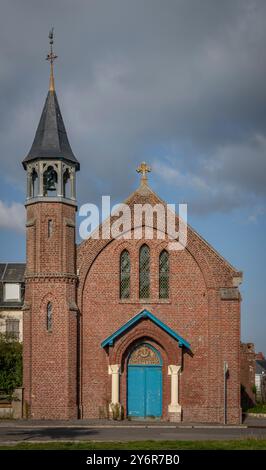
left=0, top=0, right=266, bottom=214
left=0, top=201, right=25, bottom=232
left=153, top=133, right=266, bottom=214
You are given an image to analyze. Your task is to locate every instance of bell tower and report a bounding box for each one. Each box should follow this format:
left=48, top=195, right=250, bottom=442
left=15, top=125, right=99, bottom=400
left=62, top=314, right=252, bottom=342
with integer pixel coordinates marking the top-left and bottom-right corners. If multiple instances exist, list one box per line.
left=22, top=30, right=80, bottom=419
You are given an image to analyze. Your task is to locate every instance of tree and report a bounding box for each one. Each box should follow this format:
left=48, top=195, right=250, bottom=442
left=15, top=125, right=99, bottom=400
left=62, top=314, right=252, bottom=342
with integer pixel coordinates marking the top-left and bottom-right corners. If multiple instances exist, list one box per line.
left=0, top=333, right=22, bottom=395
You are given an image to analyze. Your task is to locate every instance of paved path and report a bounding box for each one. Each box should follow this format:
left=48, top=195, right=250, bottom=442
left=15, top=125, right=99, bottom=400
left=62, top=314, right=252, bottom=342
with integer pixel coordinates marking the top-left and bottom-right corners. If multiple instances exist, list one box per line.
left=0, top=417, right=265, bottom=443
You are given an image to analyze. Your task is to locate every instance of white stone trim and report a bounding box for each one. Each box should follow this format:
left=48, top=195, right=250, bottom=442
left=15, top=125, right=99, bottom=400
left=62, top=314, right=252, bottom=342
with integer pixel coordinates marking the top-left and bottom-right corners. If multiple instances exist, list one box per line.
left=168, top=365, right=181, bottom=413
left=108, top=364, right=120, bottom=405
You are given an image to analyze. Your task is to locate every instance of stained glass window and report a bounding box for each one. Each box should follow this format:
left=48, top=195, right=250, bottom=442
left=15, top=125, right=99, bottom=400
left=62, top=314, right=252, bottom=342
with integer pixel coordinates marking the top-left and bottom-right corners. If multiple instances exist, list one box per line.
left=47, top=302, right=52, bottom=331
left=120, top=250, right=130, bottom=299
left=159, top=250, right=169, bottom=299
left=139, top=244, right=150, bottom=298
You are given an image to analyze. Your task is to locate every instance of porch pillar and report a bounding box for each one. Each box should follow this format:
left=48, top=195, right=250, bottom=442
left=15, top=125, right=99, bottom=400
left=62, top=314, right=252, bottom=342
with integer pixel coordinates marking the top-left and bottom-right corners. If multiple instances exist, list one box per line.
left=108, top=364, right=123, bottom=419
left=168, top=365, right=181, bottom=421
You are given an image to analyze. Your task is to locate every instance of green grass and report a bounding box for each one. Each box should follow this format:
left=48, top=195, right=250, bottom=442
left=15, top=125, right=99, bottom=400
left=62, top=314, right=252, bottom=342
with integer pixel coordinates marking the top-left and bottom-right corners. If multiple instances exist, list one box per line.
left=0, top=440, right=266, bottom=450
left=247, top=404, right=266, bottom=414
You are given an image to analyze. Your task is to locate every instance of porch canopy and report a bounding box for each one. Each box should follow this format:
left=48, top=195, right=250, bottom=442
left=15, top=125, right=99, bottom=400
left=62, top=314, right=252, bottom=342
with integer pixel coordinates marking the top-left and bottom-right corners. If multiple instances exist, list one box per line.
left=101, top=309, right=191, bottom=350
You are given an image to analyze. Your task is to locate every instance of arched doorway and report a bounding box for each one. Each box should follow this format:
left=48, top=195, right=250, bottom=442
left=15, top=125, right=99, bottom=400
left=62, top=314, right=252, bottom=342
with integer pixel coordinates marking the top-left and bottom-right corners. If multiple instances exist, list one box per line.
left=127, top=343, right=162, bottom=418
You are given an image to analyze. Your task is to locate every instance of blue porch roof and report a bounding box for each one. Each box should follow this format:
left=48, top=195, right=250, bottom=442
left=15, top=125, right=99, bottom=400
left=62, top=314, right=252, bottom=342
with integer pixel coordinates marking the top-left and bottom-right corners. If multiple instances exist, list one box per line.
left=101, top=309, right=191, bottom=350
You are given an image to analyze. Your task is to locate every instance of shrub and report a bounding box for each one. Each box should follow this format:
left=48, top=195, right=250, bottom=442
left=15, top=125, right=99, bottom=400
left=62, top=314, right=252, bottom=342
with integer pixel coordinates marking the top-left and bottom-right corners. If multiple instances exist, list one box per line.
left=0, top=333, right=22, bottom=395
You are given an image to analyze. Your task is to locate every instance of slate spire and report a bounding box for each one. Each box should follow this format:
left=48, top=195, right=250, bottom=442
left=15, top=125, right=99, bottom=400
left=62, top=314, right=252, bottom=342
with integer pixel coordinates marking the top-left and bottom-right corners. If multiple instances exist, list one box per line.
left=22, top=29, right=79, bottom=170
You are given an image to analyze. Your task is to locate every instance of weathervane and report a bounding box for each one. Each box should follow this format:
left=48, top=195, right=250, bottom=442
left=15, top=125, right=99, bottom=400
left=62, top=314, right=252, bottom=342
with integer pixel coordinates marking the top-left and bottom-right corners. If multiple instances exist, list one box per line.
left=136, top=162, right=151, bottom=184
left=46, top=28, right=58, bottom=92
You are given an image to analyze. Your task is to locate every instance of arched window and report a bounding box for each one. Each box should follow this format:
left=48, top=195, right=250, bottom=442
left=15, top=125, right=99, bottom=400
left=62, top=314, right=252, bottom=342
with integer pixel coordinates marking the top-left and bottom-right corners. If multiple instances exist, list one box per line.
left=31, top=168, right=38, bottom=197
left=159, top=250, right=169, bottom=299
left=120, top=250, right=130, bottom=299
left=63, top=168, right=71, bottom=198
left=139, top=244, right=150, bottom=299
left=43, top=166, right=58, bottom=196
left=47, top=302, right=52, bottom=331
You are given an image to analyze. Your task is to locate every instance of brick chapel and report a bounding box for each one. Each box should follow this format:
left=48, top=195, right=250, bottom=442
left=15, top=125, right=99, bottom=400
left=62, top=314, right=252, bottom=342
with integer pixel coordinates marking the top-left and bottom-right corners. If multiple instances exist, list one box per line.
left=22, top=37, right=243, bottom=424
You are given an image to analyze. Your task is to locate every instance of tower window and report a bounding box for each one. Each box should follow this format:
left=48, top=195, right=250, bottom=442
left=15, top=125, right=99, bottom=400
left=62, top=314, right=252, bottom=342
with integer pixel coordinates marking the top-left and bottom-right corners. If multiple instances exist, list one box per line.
left=47, top=302, right=52, bottom=331
left=48, top=219, right=53, bottom=238
left=159, top=250, right=169, bottom=299
left=31, top=168, right=38, bottom=197
left=139, top=244, right=150, bottom=299
left=43, top=166, right=58, bottom=196
left=63, top=168, right=71, bottom=198
left=120, top=250, right=130, bottom=299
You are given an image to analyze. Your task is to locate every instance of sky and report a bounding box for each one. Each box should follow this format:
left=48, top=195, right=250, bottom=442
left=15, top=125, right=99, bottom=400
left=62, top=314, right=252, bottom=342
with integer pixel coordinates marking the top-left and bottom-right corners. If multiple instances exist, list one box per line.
left=0, top=0, right=265, bottom=353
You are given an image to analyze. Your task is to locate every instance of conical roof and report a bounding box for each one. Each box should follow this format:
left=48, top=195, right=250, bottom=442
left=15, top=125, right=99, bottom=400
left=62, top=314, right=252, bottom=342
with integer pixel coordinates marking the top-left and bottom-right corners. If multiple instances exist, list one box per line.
left=22, top=89, right=79, bottom=170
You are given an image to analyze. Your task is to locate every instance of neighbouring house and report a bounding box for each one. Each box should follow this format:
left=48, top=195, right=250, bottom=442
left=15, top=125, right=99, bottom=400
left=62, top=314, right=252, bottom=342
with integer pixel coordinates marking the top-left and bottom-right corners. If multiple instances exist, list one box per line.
left=255, top=359, right=266, bottom=403
left=0, top=263, right=25, bottom=419
left=240, top=342, right=256, bottom=409
left=0, top=263, right=25, bottom=342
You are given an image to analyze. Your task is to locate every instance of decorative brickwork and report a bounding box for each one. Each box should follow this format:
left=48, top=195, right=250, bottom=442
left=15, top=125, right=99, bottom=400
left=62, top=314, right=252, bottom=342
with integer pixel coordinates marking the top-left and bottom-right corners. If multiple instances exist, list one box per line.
left=128, top=344, right=161, bottom=365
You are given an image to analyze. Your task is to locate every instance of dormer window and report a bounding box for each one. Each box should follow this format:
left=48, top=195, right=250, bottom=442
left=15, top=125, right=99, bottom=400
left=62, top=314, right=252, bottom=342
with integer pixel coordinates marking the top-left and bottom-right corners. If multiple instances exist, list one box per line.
left=4, top=283, right=21, bottom=302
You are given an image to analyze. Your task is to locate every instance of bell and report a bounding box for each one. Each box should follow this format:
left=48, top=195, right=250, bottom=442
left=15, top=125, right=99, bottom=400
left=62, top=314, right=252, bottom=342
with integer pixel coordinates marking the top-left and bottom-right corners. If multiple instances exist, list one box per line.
left=44, top=168, right=57, bottom=192
left=47, top=180, right=57, bottom=191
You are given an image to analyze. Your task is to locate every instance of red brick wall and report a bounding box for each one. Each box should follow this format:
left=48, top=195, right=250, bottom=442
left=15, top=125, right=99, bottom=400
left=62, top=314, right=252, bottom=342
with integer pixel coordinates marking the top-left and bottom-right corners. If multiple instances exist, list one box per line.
left=78, top=227, right=241, bottom=423
left=24, top=190, right=242, bottom=423
left=23, top=201, right=78, bottom=419
left=255, top=352, right=265, bottom=361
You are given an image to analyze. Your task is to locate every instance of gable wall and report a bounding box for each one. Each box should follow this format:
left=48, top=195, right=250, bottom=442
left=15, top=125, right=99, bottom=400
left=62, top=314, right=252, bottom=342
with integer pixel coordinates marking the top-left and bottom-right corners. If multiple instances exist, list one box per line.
left=78, top=228, right=241, bottom=422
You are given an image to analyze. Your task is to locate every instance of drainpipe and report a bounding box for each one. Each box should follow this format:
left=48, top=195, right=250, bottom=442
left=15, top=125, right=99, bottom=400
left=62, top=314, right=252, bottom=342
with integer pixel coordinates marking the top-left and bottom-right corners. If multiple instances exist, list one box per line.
left=224, top=361, right=228, bottom=424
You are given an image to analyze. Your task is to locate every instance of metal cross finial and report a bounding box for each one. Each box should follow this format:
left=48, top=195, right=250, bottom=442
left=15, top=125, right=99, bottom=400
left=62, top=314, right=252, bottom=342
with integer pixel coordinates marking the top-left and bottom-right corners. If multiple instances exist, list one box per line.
left=46, top=28, right=58, bottom=92
left=136, top=162, right=151, bottom=183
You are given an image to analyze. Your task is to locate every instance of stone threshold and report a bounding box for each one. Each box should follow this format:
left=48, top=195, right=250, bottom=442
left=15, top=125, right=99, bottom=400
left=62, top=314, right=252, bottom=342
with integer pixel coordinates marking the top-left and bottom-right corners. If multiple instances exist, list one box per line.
left=0, top=421, right=247, bottom=429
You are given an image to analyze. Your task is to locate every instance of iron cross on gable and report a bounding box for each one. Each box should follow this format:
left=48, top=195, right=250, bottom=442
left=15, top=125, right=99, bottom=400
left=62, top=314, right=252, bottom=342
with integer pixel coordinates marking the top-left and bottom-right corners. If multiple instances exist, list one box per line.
left=136, top=162, right=151, bottom=181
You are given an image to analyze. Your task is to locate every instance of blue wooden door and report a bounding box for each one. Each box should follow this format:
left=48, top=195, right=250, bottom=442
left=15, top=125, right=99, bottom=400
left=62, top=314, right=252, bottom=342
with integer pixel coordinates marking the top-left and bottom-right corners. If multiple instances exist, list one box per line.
left=145, top=367, right=162, bottom=417
left=127, top=366, right=146, bottom=417
left=127, top=345, right=162, bottom=418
